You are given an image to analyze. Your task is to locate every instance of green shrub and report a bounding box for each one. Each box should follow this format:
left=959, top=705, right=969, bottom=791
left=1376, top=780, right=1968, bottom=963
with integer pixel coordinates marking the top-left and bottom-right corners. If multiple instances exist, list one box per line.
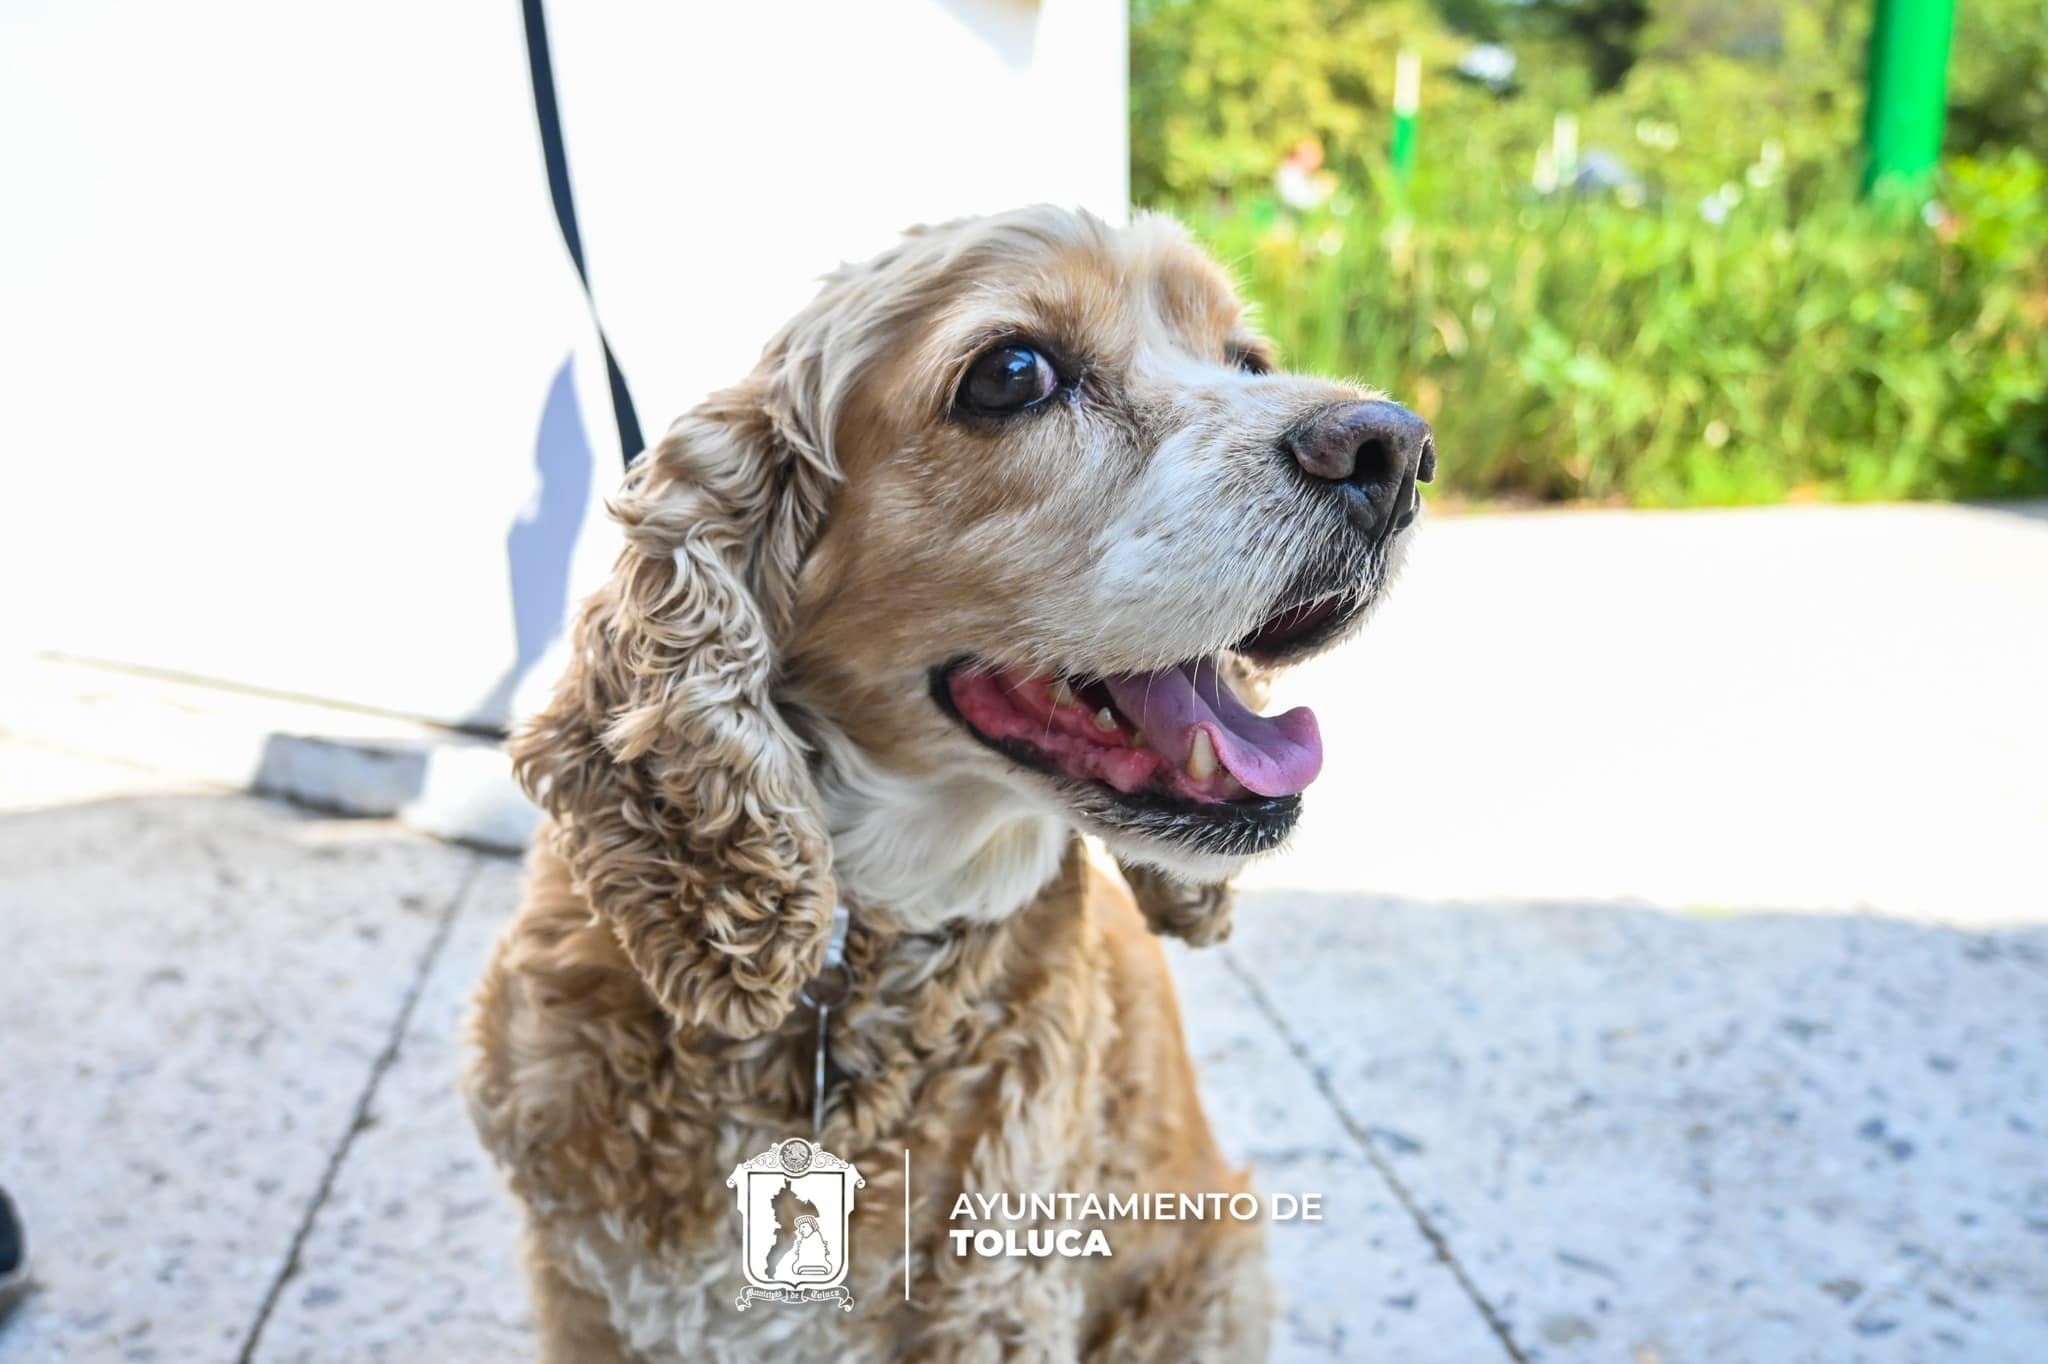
left=1131, top=0, right=1873, bottom=210
left=1131, top=0, right=1464, bottom=202
left=1949, top=0, right=2048, bottom=160
left=1184, top=149, right=2048, bottom=506
left=1136, top=0, right=2048, bottom=504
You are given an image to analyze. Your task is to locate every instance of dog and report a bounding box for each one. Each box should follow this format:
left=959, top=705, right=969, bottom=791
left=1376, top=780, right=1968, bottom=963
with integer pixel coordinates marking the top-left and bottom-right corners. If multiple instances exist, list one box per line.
left=465, top=204, right=1432, bottom=1363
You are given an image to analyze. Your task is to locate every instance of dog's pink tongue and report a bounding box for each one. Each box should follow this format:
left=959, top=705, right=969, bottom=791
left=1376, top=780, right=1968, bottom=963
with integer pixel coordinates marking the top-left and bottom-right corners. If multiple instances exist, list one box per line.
left=1102, top=660, right=1322, bottom=798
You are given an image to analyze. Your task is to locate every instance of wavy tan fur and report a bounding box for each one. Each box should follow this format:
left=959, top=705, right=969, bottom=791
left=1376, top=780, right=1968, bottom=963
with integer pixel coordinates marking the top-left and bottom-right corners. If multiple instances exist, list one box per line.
left=468, top=205, right=1419, bottom=1362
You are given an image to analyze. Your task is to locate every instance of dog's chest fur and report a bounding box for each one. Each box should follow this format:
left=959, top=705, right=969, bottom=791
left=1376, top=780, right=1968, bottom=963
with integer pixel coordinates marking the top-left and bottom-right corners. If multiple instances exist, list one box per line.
left=466, top=840, right=1269, bottom=1361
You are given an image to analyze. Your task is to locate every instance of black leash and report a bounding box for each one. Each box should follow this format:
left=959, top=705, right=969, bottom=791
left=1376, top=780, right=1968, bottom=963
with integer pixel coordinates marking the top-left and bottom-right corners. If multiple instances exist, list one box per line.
left=520, top=0, right=645, bottom=468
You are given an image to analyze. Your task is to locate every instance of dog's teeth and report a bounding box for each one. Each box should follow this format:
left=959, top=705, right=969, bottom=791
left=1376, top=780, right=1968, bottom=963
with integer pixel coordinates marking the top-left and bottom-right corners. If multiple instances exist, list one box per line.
left=1050, top=679, right=1078, bottom=708
left=1187, top=729, right=1218, bottom=780
left=1092, top=707, right=1119, bottom=732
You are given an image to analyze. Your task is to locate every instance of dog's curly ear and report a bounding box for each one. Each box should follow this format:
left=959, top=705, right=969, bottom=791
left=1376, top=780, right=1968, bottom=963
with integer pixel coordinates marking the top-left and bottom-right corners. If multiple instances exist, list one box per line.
left=511, top=380, right=837, bottom=1038
left=1115, top=860, right=1238, bottom=946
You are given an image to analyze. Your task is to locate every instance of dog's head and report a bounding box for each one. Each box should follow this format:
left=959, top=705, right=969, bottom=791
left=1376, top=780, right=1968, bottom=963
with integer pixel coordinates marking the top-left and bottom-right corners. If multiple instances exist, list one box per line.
left=515, top=206, right=1431, bottom=1035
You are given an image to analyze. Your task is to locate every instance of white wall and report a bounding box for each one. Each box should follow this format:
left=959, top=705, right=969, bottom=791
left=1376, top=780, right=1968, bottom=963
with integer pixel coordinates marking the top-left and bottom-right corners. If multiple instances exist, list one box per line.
left=0, top=0, right=1127, bottom=729
left=553, top=0, right=1130, bottom=431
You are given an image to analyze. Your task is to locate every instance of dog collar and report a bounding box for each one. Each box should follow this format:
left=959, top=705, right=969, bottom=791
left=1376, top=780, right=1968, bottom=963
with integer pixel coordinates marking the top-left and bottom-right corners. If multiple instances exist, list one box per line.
left=800, top=904, right=852, bottom=1135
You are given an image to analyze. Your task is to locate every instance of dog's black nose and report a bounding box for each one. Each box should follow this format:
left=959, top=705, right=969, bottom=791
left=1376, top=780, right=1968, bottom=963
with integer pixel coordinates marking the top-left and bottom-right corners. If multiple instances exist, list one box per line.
left=1284, top=400, right=1435, bottom=535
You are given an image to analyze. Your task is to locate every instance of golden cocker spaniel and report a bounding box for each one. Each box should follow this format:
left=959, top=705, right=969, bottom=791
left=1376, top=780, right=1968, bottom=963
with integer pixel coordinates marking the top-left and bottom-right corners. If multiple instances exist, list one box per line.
left=465, top=205, right=1432, bottom=1363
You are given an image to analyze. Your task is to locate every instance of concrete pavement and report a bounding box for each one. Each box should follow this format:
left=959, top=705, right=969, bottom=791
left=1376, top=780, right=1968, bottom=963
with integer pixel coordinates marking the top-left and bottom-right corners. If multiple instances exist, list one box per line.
left=3, top=501, right=2045, bottom=1362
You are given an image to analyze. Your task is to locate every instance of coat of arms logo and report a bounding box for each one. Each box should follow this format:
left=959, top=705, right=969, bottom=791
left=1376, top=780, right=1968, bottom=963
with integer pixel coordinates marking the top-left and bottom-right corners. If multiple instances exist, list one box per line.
left=726, top=1137, right=865, bottom=1311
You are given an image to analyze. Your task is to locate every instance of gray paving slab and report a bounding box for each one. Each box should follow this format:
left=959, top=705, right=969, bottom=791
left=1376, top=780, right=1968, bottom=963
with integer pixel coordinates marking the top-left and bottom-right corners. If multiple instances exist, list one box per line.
left=249, top=854, right=532, bottom=1363
left=251, top=863, right=1504, bottom=1364
left=1224, top=891, right=2048, bottom=1364
left=1167, top=940, right=1511, bottom=1363
left=0, top=784, right=475, bottom=1364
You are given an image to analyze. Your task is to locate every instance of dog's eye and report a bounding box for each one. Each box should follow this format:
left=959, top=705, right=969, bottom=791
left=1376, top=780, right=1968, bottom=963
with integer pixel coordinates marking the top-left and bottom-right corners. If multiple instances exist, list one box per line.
left=1229, top=344, right=1271, bottom=376
left=960, top=344, right=1059, bottom=415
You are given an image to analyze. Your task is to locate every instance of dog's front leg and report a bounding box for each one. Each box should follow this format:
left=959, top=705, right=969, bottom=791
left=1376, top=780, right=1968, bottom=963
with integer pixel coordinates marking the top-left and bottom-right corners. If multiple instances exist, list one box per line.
left=526, top=1249, right=636, bottom=1364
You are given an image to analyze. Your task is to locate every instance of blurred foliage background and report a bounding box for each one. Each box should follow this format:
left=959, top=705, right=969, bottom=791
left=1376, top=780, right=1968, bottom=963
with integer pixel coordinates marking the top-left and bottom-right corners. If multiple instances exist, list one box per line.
left=1132, top=0, right=2048, bottom=505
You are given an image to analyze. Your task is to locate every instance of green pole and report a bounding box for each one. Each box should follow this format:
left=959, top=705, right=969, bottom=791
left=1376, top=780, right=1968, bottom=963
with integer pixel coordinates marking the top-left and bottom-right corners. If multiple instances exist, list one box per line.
left=1861, top=0, right=1955, bottom=200
left=1391, top=50, right=1419, bottom=189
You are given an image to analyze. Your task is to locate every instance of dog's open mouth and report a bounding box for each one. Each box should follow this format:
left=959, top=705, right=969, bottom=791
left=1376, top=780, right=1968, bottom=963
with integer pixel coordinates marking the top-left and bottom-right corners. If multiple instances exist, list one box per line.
left=944, top=660, right=1321, bottom=804
left=932, top=591, right=1358, bottom=851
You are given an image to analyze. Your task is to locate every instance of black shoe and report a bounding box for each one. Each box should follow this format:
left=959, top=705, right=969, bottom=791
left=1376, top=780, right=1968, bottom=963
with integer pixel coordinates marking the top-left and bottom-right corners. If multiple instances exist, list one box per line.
left=0, top=1186, right=25, bottom=1317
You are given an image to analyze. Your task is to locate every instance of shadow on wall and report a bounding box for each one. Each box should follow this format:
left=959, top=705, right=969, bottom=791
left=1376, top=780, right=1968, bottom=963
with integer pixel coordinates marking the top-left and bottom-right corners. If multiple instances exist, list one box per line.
left=231, top=352, right=599, bottom=839
left=477, top=353, right=595, bottom=728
